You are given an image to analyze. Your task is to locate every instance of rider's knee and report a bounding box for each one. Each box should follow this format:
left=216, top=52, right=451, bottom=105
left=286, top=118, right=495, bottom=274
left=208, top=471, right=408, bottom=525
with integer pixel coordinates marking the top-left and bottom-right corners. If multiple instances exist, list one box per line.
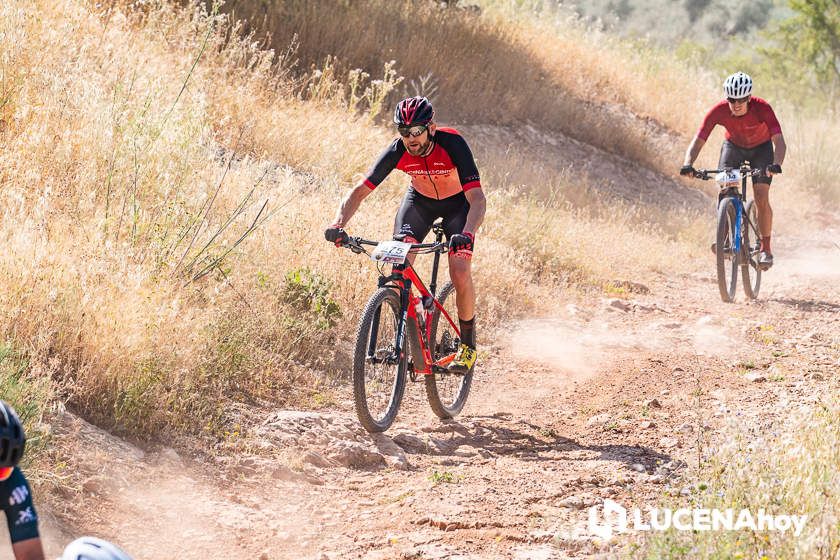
left=449, top=263, right=471, bottom=286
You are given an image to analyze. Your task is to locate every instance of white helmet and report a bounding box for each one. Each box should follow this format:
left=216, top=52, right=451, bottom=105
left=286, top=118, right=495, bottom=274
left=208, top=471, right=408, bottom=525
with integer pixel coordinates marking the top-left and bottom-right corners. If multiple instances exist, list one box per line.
left=723, top=71, right=752, bottom=98
left=61, top=537, right=133, bottom=560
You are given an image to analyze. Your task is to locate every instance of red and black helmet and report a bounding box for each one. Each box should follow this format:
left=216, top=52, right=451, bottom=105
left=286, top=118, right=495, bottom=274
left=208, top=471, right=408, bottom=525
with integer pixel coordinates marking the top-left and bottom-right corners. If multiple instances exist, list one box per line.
left=393, top=96, right=434, bottom=126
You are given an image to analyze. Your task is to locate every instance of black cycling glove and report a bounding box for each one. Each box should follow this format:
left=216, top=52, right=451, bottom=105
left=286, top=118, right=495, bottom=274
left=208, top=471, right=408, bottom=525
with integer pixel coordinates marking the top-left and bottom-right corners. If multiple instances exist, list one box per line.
left=449, top=232, right=474, bottom=256
left=766, top=163, right=782, bottom=175
left=324, top=226, right=349, bottom=246
left=679, top=165, right=696, bottom=177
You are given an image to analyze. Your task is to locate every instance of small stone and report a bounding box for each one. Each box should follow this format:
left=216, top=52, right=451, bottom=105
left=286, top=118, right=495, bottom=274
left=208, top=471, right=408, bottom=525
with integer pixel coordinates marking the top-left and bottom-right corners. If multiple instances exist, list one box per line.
left=745, top=372, right=766, bottom=383
left=659, top=437, right=679, bottom=448
left=810, top=372, right=825, bottom=381
left=303, top=450, right=336, bottom=468
left=328, top=442, right=386, bottom=468
left=392, top=432, right=427, bottom=453
left=639, top=420, right=656, bottom=429
left=428, top=437, right=455, bottom=454
left=558, top=494, right=599, bottom=509
left=630, top=463, right=646, bottom=473
left=608, top=298, right=632, bottom=312
left=675, top=422, right=694, bottom=433
left=587, top=413, right=611, bottom=427
left=644, top=398, right=662, bottom=409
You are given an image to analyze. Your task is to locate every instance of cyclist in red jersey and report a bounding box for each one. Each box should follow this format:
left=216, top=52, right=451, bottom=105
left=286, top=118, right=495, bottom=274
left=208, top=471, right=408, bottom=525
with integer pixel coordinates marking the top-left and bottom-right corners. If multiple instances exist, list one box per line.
left=325, top=96, right=486, bottom=373
left=680, top=71, right=787, bottom=269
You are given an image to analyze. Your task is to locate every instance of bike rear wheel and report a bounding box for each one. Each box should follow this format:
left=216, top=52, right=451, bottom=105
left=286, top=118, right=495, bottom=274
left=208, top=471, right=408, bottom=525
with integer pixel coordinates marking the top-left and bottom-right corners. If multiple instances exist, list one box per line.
left=353, top=288, right=407, bottom=433
left=741, top=199, right=762, bottom=299
left=425, top=282, right=473, bottom=419
left=716, top=197, right=739, bottom=303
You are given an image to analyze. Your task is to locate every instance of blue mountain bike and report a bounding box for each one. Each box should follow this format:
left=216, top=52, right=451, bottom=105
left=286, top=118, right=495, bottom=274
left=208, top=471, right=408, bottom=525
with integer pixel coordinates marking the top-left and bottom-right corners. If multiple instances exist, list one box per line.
left=692, top=164, right=763, bottom=302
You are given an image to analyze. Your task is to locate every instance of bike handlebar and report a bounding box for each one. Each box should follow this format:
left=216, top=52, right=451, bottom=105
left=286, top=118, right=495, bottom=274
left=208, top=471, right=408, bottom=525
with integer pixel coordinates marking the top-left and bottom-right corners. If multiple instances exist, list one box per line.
left=692, top=167, right=763, bottom=181
left=341, top=236, right=449, bottom=255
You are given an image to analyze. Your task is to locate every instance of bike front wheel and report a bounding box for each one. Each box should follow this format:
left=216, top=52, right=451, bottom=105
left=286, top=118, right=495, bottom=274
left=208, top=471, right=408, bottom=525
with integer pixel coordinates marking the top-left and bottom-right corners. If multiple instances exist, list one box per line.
left=716, top=197, right=739, bottom=303
left=353, top=288, right=407, bottom=433
left=741, top=199, right=762, bottom=299
left=425, top=281, right=473, bottom=419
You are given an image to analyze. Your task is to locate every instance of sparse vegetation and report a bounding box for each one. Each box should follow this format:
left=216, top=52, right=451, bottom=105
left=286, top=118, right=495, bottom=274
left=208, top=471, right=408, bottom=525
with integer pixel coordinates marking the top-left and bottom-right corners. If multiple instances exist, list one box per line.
left=638, top=390, right=840, bottom=559
left=429, top=470, right=460, bottom=485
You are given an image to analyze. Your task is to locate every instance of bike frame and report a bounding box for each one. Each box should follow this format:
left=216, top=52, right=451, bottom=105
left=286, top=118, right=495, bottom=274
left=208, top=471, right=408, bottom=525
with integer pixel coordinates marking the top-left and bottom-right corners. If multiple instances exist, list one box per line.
left=365, top=225, right=461, bottom=377
left=702, top=162, right=758, bottom=259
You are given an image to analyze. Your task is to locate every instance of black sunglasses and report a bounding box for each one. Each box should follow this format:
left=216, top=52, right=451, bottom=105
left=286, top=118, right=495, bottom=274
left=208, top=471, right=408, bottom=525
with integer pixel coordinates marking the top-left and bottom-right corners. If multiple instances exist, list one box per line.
left=397, top=124, right=427, bottom=138
left=727, top=95, right=750, bottom=104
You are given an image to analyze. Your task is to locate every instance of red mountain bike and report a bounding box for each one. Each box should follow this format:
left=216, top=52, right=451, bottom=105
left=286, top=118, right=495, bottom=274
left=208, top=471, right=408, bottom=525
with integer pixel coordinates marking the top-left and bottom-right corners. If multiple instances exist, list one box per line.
left=338, top=221, right=472, bottom=433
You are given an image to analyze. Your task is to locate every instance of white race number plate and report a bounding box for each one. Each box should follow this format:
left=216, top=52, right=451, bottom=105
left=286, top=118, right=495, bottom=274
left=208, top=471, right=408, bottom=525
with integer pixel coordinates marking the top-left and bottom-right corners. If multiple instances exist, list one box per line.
left=715, top=169, right=741, bottom=189
left=370, top=240, right=411, bottom=264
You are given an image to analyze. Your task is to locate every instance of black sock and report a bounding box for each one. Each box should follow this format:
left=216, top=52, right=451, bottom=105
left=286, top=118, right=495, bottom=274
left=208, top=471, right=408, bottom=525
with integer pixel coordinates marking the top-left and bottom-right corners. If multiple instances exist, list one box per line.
left=459, top=317, right=476, bottom=348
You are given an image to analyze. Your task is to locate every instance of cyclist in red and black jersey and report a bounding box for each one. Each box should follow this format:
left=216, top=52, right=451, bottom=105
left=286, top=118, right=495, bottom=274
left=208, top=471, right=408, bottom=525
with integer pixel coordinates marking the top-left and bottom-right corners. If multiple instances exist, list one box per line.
left=680, top=71, right=787, bottom=269
left=325, top=96, right=486, bottom=372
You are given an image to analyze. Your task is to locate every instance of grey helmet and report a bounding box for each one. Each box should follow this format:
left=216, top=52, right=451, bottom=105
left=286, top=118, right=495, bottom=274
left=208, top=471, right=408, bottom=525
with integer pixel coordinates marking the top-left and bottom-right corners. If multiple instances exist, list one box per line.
left=723, top=71, right=753, bottom=98
left=60, top=537, right=133, bottom=560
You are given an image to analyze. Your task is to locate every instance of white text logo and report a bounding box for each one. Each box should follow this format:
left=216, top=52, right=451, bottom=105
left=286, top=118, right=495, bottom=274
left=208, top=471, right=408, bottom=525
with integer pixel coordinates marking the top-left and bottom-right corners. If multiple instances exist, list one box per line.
left=15, top=507, right=35, bottom=526
left=9, top=485, right=28, bottom=506
left=588, top=499, right=807, bottom=540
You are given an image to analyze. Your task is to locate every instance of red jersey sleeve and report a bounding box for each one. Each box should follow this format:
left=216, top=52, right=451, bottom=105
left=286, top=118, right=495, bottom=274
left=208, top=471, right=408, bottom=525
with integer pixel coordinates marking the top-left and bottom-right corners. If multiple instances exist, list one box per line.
left=756, top=102, right=783, bottom=136
left=696, top=101, right=727, bottom=141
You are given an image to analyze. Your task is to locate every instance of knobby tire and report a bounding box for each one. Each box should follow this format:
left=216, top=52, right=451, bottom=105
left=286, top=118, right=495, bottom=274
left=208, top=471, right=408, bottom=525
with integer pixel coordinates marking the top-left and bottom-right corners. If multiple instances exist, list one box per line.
left=353, top=288, right=407, bottom=433
left=716, top=197, right=739, bottom=302
left=741, top=199, right=762, bottom=300
left=425, top=282, right=473, bottom=419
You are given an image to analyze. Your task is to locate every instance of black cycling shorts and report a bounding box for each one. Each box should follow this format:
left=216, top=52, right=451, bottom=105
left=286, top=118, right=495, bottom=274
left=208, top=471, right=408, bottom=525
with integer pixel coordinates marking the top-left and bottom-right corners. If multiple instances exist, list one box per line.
left=718, top=140, right=774, bottom=185
left=394, top=188, right=469, bottom=243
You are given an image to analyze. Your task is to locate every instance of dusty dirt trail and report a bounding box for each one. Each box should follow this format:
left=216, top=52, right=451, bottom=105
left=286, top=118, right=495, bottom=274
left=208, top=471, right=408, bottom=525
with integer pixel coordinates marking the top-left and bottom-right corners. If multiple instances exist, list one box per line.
left=31, top=232, right=839, bottom=560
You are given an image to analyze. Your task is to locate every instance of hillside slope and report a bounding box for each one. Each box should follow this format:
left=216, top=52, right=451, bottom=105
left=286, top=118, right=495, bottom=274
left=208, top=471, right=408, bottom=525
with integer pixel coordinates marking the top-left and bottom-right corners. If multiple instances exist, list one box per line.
left=1, top=1, right=837, bottom=558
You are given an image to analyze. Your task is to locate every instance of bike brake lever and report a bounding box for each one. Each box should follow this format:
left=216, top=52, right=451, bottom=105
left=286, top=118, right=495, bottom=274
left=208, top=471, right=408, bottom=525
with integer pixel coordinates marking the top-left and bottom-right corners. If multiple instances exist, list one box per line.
left=347, top=238, right=364, bottom=253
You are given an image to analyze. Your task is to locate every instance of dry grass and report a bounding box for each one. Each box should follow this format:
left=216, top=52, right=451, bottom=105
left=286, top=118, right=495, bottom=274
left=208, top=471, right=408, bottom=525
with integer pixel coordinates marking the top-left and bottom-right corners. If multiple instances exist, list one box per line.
left=216, top=0, right=712, bottom=174
left=637, top=387, right=840, bottom=559
left=219, top=0, right=838, bottom=213
left=0, top=0, right=833, bottom=452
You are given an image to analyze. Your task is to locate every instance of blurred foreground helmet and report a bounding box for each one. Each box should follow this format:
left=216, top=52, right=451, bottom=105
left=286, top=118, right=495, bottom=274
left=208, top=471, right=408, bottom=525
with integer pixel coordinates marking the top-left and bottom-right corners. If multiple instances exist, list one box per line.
left=61, top=537, right=133, bottom=560
left=723, top=71, right=752, bottom=98
left=0, top=401, right=25, bottom=467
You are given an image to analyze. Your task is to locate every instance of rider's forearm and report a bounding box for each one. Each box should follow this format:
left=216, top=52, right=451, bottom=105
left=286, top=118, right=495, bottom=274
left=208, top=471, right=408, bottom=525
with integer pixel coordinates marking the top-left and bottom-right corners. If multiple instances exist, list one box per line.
left=333, top=184, right=371, bottom=228
left=683, top=136, right=705, bottom=166
left=463, top=191, right=486, bottom=235
left=13, top=538, right=45, bottom=560
left=771, top=133, right=786, bottom=166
